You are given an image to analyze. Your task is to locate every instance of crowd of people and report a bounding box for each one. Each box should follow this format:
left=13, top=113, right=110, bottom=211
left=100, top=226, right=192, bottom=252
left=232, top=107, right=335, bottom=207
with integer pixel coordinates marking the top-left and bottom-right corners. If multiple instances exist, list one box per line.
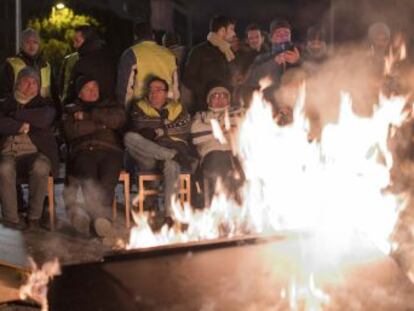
left=0, top=13, right=409, bottom=239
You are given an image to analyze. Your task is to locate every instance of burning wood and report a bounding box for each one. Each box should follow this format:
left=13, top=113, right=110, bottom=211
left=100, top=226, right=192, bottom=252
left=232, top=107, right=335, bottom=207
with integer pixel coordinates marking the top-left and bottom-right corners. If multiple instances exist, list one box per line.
left=19, top=257, right=60, bottom=311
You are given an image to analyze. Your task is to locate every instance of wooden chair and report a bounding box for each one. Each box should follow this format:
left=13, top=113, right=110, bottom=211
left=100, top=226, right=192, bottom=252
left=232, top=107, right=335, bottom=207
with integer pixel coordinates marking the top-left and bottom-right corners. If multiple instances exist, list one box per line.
left=112, top=170, right=131, bottom=228
left=137, top=172, right=191, bottom=215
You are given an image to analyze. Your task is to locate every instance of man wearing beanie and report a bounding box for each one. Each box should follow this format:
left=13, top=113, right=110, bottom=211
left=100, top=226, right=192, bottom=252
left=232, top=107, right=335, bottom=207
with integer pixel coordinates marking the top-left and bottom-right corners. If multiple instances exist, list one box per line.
left=63, top=76, right=125, bottom=238
left=191, top=82, right=244, bottom=206
left=0, top=67, right=58, bottom=230
left=0, top=28, right=51, bottom=99
left=183, top=14, right=236, bottom=114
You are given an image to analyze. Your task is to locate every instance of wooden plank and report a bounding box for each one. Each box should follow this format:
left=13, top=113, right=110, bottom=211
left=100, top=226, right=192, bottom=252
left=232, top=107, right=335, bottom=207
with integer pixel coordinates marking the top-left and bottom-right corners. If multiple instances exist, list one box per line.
left=0, top=225, right=30, bottom=271
left=0, top=265, right=24, bottom=304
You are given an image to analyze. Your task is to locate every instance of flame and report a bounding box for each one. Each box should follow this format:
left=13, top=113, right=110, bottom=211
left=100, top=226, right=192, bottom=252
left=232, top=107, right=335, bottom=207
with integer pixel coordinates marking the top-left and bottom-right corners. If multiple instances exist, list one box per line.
left=384, top=40, right=407, bottom=76
left=19, top=257, right=61, bottom=311
left=128, top=88, right=406, bottom=250
left=127, top=83, right=407, bottom=309
left=210, top=118, right=228, bottom=145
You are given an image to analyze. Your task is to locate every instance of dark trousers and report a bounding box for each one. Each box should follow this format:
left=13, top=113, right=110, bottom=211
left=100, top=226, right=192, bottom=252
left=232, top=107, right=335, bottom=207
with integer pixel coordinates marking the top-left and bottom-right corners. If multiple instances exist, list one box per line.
left=202, top=150, right=244, bottom=201
left=64, top=149, right=123, bottom=220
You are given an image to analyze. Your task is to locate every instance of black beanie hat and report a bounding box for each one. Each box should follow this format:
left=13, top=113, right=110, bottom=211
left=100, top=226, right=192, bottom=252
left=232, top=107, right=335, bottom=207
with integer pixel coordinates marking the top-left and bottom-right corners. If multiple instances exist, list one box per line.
left=75, top=75, right=97, bottom=95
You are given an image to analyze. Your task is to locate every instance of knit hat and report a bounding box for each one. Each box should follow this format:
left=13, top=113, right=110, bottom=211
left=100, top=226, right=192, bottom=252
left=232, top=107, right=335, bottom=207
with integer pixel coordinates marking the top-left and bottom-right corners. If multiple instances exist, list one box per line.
left=20, top=28, right=40, bottom=48
left=269, top=19, right=291, bottom=35
left=206, top=86, right=231, bottom=103
left=368, top=22, right=391, bottom=43
left=15, top=67, right=40, bottom=89
left=75, top=75, right=97, bottom=95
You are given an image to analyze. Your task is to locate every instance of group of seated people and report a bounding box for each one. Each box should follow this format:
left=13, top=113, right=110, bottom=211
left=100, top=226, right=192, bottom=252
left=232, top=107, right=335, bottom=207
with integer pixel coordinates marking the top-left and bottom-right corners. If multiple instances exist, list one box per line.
left=0, top=66, right=243, bottom=239
left=0, top=14, right=409, bottom=240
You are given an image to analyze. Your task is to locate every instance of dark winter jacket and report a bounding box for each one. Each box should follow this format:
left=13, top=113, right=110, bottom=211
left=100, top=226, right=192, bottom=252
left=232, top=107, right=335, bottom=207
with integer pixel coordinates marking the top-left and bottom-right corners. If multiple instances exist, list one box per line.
left=183, top=41, right=232, bottom=113
left=127, top=99, right=191, bottom=153
left=65, top=39, right=117, bottom=105
left=63, top=98, right=126, bottom=155
left=0, top=95, right=59, bottom=176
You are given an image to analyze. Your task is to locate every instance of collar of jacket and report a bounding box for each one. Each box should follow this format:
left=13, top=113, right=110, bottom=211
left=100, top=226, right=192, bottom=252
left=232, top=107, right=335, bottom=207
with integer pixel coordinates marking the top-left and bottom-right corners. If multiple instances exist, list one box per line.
left=17, top=51, right=45, bottom=67
left=137, top=99, right=182, bottom=122
left=78, top=39, right=103, bottom=56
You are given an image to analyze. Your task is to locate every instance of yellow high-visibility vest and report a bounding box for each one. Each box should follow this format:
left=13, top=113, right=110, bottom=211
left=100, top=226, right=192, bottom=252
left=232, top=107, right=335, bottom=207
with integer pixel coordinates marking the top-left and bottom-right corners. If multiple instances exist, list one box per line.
left=7, top=57, right=51, bottom=98
left=131, top=41, right=177, bottom=100
left=59, top=52, right=79, bottom=102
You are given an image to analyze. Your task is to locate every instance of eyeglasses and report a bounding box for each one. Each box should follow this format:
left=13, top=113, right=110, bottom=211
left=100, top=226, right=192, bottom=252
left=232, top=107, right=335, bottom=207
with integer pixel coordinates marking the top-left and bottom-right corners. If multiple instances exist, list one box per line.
left=149, top=88, right=167, bottom=93
left=210, top=92, right=229, bottom=99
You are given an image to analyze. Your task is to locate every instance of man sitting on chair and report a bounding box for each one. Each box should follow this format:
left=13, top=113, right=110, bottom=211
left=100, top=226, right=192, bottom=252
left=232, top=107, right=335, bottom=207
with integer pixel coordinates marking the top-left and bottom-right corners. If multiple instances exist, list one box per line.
left=0, top=67, right=58, bottom=230
left=191, top=82, right=244, bottom=205
left=63, top=76, right=125, bottom=238
left=124, top=77, right=194, bottom=220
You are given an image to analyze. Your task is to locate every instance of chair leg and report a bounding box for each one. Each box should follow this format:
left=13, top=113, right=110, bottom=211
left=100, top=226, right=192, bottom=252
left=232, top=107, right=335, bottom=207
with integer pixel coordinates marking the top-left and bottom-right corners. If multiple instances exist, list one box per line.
left=138, top=176, right=144, bottom=216
left=124, top=174, right=131, bottom=228
left=48, top=177, right=55, bottom=231
left=186, top=175, right=191, bottom=206
left=179, top=176, right=185, bottom=206
left=203, top=177, right=210, bottom=208
left=112, top=196, right=117, bottom=221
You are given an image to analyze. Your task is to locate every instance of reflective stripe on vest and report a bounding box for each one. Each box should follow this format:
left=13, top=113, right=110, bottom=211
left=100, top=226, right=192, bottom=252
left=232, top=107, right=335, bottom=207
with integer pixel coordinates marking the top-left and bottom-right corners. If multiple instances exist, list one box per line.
left=131, top=41, right=177, bottom=100
left=60, top=52, right=79, bottom=102
left=7, top=57, right=51, bottom=98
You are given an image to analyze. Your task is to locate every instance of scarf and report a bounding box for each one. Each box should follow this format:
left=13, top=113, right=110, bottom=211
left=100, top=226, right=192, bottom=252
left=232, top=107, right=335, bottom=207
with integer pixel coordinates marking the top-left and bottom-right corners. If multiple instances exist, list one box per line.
left=14, top=90, right=35, bottom=105
left=207, top=32, right=235, bottom=62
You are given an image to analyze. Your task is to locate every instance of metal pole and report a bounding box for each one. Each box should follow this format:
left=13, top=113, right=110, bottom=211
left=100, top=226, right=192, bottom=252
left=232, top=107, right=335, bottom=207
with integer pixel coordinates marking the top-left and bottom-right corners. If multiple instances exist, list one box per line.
left=330, top=0, right=335, bottom=52
left=15, top=0, right=21, bottom=53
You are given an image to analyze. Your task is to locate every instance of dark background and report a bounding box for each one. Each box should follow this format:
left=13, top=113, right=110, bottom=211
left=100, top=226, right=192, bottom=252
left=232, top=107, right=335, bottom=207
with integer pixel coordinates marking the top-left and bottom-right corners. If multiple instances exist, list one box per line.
left=1, top=0, right=414, bottom=63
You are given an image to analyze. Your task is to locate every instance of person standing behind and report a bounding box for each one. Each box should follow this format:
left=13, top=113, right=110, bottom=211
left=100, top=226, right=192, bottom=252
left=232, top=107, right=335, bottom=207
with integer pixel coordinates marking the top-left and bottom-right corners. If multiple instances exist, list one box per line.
left=183, top=15, right=236, bottom=114
left=117, top=22, right=179, bottom=109
left=64, top=25, right=117, bottom=105
left=0, top=28, right=51, bottom=98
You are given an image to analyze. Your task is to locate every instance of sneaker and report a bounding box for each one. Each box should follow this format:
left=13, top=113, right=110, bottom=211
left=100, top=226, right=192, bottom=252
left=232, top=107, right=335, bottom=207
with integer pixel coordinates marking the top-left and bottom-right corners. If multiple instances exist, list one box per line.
left=94, top=218, right=114, bottom=238
left=71, top=210, right=91, bottom=237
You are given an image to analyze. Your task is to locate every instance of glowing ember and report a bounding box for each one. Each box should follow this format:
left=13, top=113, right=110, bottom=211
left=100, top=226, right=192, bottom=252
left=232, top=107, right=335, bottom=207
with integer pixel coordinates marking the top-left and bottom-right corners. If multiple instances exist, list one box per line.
left=19, top=257, right=61, bottom=311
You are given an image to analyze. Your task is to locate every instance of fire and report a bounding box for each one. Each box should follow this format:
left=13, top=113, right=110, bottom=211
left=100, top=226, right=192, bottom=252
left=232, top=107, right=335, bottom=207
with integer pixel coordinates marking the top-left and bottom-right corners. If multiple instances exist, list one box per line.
left=19, top=257, right=61, bottom=311
left=127, top=83, right=407, bottom=309
left=384, top=40, right=407, bottom=76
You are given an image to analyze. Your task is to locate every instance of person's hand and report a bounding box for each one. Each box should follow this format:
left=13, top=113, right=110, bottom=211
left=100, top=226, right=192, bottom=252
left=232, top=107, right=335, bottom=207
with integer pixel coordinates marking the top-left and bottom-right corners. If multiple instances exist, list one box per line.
left=73, top=111, right=84, bottom=121
left=155, top=127, right=165, bottom=139
left=284, top=47, right=300, bottom=64
left=274, top=53, right=286, bottom=65
left=19, top=122, right=30, bottom=134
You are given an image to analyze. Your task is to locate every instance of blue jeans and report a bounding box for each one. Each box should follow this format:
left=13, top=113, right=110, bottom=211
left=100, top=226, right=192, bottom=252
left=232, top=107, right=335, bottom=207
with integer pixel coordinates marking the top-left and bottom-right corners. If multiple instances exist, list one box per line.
left=124, top=132, right=180, bottom=216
